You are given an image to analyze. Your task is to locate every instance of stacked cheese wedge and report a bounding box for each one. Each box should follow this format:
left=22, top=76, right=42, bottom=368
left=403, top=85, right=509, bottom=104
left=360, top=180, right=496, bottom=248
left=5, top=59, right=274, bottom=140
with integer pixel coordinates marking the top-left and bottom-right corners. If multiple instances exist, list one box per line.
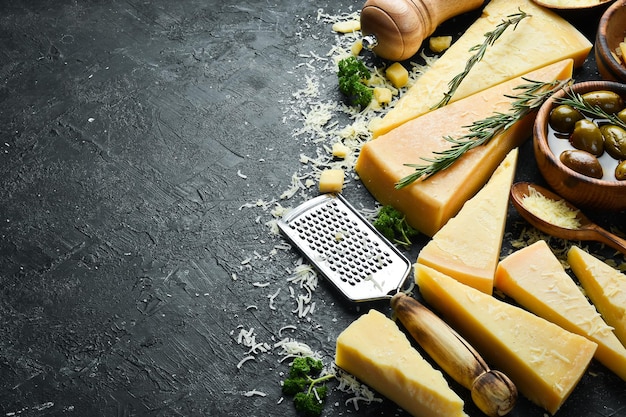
left=371, top=0, right=592, bottom=138
left=496, top=240, right=626, bottom=382
left=568, top=246, right=626, bottom=347
left=416, top=149, right=517, bottom=294
left=415, top=264, right=597, bottom=415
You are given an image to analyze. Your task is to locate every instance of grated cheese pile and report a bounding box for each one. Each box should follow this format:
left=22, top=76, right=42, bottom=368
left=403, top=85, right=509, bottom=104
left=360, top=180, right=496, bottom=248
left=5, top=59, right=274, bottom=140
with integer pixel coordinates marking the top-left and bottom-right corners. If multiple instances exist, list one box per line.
left=521, top=186, right=581, bottom=230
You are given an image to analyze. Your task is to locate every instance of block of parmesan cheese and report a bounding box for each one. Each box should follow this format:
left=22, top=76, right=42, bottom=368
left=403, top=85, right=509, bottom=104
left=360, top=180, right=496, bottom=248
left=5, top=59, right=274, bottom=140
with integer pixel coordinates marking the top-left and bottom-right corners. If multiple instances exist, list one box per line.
left=416, top=264, right=597, bottom=415
left=417, top=149, right=517, bottom=294
left=355, top=59, right=573, bottom=237
left=496, top=240, right=626, bottom=381
left=568, top=245, right=626, bottom=348
left=335, top=309, right=468, bottom=417
left=371, top=0, right=591, bottom=137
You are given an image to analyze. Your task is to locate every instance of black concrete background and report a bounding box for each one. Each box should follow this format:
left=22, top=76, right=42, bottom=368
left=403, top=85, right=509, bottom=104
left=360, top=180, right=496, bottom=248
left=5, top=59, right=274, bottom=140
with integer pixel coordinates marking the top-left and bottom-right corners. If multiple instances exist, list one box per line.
left=1, top=1, right=625, bottom=416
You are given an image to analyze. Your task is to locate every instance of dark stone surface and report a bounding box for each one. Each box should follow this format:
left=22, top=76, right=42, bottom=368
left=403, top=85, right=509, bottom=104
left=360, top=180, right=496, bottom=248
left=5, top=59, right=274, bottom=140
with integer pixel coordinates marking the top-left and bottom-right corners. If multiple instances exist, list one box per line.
left=1, top=1, right=624, bottom=416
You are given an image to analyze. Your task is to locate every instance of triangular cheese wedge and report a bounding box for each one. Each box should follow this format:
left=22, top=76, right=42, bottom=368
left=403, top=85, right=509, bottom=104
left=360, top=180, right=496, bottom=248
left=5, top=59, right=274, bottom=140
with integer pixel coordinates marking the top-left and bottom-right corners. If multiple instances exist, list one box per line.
left=371, top=0, right=591, bottom=137
left=496, top=240, right=626, bottom=381
left=356, top=59, right=573, bottom=237
left=568, top=245, right=626, bottom=348
left=335, top=309, right=468, bottom=417
left=417, top=149, right=517, bottom=294
left=415, top=264, right=597, bottom=415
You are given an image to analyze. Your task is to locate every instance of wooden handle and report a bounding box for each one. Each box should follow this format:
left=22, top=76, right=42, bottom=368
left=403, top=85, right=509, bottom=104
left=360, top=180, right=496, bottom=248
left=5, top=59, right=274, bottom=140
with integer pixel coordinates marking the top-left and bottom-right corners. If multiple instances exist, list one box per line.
left=391, top=292, right=517, bottom=417
left=360, top=0, right=485, bottom=60
left=589, top=223, right=626, bottom=255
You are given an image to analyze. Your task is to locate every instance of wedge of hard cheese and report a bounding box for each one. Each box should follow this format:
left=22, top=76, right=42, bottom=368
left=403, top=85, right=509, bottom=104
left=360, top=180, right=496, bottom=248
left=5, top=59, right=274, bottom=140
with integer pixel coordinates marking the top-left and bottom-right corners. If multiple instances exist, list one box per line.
left=371, top=0, right=591, bottom=137
left=495, top=240, right=626, bottom=381
left=417, top=149, right=517, bottom=294
left=335, top=309, right=468, bottom=417
left=356, top=59, right=573, bottom=237
left=568, top=245, right=626, bottom=348
left=416, top=264, right=597, bottom=415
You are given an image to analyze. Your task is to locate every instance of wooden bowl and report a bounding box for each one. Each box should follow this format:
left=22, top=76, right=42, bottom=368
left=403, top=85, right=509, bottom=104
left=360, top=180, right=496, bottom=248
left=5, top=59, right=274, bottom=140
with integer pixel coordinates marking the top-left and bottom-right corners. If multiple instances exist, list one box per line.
left=596, top=0, right=626, bottom=82
left=533, top=80, right=626, bottom=212
left=532, top=0, right=612, bottom=10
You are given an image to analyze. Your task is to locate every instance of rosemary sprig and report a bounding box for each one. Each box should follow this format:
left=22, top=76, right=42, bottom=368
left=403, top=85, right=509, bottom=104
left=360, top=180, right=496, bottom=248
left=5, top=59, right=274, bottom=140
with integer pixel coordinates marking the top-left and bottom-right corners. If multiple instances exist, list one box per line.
left=554, top=89, right=626, bottom=130
left=395, top=77, right=572, bottom=189
left=432, top=9, right=530, bottom=110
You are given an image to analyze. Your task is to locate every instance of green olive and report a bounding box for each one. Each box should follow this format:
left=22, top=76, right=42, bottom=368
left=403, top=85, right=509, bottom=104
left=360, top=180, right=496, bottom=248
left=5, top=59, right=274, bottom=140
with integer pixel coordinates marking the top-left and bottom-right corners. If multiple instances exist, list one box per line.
left=616, top=160, right=626, bottom=181
left=569, top=119, right=604, bottom=156
left=560, top=149, right=603, bottom=179
left=549, top=105, right=584, bottom=133
left=581, top=90, right=625, bottom=114
left=600, top=124, right=626, bottom=159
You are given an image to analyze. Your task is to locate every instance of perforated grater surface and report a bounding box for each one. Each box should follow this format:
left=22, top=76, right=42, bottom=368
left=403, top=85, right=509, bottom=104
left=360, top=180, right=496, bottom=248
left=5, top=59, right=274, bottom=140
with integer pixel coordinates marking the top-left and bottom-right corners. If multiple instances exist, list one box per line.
left=278, top=193, right=412, bottom=302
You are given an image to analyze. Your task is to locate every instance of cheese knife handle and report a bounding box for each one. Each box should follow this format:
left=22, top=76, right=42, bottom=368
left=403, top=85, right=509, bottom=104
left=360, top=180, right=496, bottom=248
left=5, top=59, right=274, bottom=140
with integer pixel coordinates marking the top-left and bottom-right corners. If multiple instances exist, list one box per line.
left=391, top=292, right=517, bottom=417
left=360, top=0, right=485, bottom=61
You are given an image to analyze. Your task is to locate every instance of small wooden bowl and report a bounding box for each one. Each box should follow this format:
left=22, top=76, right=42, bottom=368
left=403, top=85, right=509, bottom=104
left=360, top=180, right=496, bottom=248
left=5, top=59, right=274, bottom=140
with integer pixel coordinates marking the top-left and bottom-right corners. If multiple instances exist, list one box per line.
left=533, top=80, right=626, bottom=212
left=596, top=0, right=626, bottom=82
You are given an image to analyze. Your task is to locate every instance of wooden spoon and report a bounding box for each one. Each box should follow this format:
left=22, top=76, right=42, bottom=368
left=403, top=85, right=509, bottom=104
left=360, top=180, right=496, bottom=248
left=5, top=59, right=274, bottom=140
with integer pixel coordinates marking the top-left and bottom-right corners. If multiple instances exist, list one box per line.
left=510, top=182, right=626, bottom=255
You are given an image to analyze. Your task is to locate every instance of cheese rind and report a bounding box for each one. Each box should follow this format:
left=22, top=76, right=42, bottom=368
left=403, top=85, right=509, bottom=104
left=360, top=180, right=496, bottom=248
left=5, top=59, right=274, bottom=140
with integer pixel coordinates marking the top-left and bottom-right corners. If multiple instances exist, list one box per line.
left=496, top=240, right=626, bottom=381
left=417, top=149, right=517, bottom=294
left=355, top=59, right=573, bottom=237
left=416, top=264, right=597, bottom=415
left=568, top=245, right=626, bottom=348
left=335, top=309, right=468, bottom=417
left=372, top=0, right=591, bottom=137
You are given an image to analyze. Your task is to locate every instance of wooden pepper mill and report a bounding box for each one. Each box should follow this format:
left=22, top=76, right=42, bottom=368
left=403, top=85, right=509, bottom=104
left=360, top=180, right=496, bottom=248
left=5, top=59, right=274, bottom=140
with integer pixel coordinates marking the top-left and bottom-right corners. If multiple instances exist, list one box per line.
left=360, top=0, right=485, bottom=61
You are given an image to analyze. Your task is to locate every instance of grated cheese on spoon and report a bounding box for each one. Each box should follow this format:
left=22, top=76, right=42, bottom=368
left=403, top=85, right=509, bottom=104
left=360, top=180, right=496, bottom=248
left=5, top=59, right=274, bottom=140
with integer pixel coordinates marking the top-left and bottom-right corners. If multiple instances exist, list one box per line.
left=521, top=186, right=581, bottom=230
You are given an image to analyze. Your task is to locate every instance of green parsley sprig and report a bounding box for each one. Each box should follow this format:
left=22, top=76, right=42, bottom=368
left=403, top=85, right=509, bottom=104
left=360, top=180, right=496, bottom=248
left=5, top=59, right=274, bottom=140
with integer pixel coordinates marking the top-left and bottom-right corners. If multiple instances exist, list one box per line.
left=396, top=77, right=572, bottom=189
left=432, top=9, right=530, bottom=110
left=337, top=56, right=373, bottom=109
left=282, top=356, right=335, bottom=417
left=373, top=205, right=419, bottom=247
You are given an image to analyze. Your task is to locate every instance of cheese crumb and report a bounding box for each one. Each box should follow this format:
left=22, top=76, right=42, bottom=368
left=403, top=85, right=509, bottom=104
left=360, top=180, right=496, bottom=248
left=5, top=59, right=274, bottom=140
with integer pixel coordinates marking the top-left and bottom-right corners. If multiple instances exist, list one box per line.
left=332, top=20, right=361, bottom=34
left=332, top=142, right=351, bottom=158
left=373, top=87, right=392, bottom=105
left=319, top=169, right=345, bottom=193
left=385, top=62, right=409, bottom=88
left=429, top=36, right=453, bottom=53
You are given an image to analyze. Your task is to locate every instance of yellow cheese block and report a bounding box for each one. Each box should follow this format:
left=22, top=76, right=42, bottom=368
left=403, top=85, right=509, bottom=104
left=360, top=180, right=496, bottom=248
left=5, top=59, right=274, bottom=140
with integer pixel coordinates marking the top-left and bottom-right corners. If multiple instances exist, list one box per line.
left=568, top=245, right=626, bottom=348
left=417, top=149, right=517, bottom=294
left=355, top=59, right=573, bottom=237
left=335, top=309, right=468, bottom=417
left=495, top=240, right=626, bottom=381
left=372, top=0, right=591, bottom=137
left=415, top=264, right=597, bottom=415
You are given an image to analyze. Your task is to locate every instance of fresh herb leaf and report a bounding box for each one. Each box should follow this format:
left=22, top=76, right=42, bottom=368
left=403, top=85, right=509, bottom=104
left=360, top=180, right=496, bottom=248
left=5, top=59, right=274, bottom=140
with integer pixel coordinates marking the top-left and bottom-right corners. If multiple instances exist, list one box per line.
left=396, top=78, right=572, bottom=189
left=373, top=205, right=419, bottom=247
left=337, top=56, right=373, bottom=109
left=282, top=356, right=335, bottom=417
left=432, top=9, right=530, bottom=110
left=554, top=89, right=626, bottom=130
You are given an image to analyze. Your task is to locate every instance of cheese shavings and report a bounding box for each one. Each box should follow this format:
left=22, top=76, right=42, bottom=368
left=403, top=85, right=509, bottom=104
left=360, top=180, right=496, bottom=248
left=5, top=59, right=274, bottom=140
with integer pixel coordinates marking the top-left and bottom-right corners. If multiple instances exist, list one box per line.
left=522, top=186, right=581, bottom=230
left=243, top=389, right=267, bottom=397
